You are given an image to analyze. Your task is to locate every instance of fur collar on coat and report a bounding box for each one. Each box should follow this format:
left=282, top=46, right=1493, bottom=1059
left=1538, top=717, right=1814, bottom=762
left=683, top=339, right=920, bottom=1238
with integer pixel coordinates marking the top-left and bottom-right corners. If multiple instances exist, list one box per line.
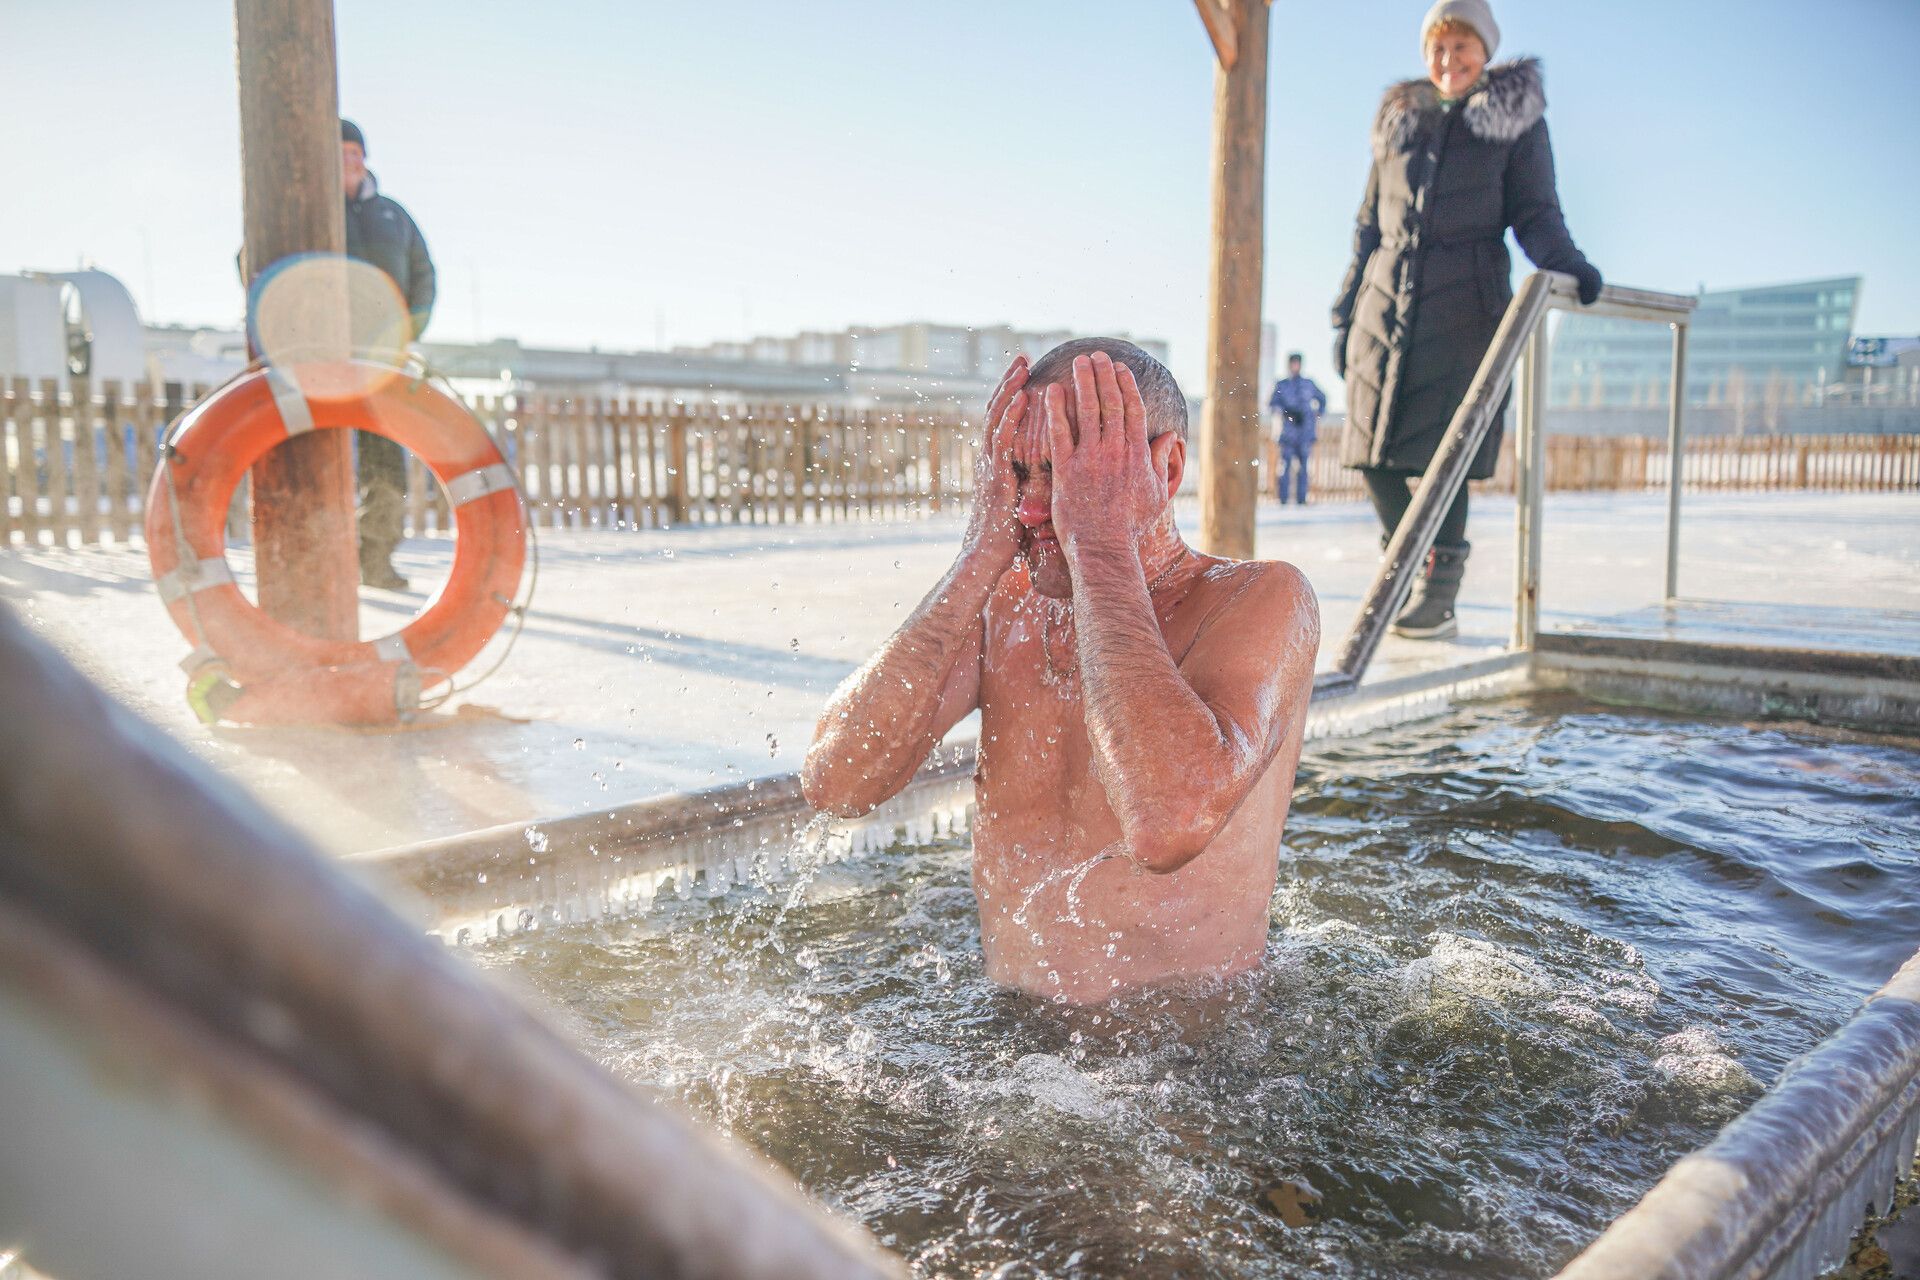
left=1372, top=56, right=1545, bottom=159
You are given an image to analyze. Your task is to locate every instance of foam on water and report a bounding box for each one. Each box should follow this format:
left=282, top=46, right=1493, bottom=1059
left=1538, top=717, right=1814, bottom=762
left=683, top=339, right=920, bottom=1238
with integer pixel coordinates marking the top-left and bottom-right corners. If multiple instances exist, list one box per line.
left=1651, top=1025, right=1760, bottom=1094
left=478, top=695, right=1920, bottom=1278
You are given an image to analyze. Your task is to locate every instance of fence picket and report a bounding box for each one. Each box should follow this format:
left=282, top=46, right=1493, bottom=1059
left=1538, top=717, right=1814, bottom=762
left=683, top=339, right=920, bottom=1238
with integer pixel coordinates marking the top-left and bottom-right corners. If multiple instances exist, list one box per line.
left=101, top=382, right=132, bottom=542
left=36, top=380, right=71, bottom=547
left=2, top=379, right=25, bottom=546
left=69, top=376, right=105, bottom=545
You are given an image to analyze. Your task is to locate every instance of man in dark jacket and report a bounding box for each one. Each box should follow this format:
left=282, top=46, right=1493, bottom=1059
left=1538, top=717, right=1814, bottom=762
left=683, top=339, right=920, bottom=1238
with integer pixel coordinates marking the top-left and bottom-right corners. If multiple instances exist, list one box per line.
left=1267, top=353, right=1327, bottom=505
left=1331, top=1, right=1600, bottom=639
left=339, top=119, right=435, bottom=589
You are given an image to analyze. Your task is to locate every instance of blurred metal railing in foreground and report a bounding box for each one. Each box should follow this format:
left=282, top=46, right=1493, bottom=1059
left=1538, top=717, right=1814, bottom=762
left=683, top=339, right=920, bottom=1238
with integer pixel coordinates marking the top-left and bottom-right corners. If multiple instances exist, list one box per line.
left=0, top=603, right=902, bottom=1280
left=1314, top=272, right=1699, bottom=700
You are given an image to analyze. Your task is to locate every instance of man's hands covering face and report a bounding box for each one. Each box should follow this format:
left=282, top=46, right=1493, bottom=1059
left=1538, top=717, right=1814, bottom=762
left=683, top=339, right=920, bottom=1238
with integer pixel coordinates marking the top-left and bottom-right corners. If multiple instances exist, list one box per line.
left=962, top=355, right=1031, bottom=571
left=1045, top=352, right=1169, bottom=557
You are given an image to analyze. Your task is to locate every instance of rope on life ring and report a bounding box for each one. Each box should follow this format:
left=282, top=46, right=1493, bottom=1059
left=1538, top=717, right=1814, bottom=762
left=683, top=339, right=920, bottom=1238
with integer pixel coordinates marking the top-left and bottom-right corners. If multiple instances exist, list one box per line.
left=145, top=360, right=530, bottom=726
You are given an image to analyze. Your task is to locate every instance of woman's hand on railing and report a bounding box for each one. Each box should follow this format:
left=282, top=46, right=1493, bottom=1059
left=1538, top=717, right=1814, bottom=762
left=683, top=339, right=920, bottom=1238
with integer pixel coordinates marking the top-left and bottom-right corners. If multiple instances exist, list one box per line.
left=1573, top=263, right=1604, bottom=307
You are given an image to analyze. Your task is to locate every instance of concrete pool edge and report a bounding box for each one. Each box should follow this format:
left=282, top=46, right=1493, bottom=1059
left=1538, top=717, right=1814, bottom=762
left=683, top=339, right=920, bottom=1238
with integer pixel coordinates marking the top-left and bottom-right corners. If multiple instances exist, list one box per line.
left=1535, top=633, right=1920, bottom=735
left=353, top=649, right=1539, bottom=922
left=360, top=621, right=1920, bottom=901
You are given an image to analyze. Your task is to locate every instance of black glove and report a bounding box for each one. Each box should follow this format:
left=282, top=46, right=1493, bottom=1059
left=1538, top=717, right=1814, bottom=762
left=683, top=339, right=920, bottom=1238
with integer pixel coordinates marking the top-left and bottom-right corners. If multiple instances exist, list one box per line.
left=1573, top=262, right=1604, bottom=306
left=1332, top=328, right=1349, bottom=379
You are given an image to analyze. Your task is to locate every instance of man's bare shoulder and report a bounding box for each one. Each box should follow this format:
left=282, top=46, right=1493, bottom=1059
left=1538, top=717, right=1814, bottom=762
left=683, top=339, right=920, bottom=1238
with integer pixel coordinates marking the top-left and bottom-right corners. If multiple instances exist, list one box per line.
left=1190, top=556, right=1320, bottom=642
left=1177, top=557, right=1320, bottom=739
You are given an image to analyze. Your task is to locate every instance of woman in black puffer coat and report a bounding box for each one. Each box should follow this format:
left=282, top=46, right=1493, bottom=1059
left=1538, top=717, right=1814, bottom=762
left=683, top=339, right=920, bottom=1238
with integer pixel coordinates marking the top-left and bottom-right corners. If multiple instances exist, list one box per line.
left=1332, top=0, right=1601, bottom=639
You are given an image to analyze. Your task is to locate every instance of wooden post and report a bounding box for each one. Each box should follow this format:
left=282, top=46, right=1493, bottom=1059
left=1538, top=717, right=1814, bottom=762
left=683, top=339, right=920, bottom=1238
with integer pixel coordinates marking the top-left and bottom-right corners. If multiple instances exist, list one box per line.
left=235, top=0, right=358, bottom=641
left=1195, top=0, right=1270, bottom=560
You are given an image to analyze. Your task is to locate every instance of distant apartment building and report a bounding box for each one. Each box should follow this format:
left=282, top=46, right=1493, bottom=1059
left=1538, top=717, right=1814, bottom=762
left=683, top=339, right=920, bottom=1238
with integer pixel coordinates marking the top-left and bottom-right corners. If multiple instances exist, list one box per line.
left=11, top=264, right=1177, bottom=411
left=675, top=321, right=1171, bottom=383
left=1550, top=276, right=1861, bottom=407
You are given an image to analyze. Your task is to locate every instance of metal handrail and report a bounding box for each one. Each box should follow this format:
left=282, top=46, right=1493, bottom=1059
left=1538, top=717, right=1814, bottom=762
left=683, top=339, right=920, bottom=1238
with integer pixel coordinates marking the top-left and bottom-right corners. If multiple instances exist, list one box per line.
left=1314, top=271, right=1697, bottom=700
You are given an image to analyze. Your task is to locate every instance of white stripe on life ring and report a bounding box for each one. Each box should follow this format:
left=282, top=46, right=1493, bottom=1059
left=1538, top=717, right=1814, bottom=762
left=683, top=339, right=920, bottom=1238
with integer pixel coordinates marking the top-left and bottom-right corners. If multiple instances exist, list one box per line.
left=156, top=557, right=235, bottom=603
left=265, top=366, right=315, bottom=436
left=373, top=633, right=414, bottom=664
left=445, top=462, right=516, bottom=507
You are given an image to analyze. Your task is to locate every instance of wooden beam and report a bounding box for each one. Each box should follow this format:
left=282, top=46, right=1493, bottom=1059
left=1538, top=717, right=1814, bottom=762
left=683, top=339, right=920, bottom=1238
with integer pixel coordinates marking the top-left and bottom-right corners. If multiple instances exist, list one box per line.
left=1192, top=0, right=1239, bottom=69
left=235, top=0, right=359, bottom=642
left=1197, top=0, right=1269, bottom=560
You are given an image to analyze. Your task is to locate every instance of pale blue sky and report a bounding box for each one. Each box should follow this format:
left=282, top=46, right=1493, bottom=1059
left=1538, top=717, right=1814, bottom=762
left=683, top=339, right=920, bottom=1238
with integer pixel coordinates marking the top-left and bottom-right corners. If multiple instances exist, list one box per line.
left=6, top=0, right=1917, bottom=397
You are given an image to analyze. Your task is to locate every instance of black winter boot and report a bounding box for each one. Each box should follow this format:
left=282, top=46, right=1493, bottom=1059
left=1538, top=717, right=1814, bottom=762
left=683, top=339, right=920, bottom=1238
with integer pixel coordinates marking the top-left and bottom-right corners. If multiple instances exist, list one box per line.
left=1392, top=543, right=1469, bottom=640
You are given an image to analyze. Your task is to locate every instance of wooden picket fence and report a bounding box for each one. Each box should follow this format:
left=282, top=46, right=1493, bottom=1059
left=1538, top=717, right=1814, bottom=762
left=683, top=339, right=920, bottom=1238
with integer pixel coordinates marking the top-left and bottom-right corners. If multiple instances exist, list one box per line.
left=1, top=376, right=209, bottom=549
left=428, top=394, right=972, bottom=536
left=1267, top=427, right=1920, bottom=502
left=4, top=375, right=1917, bottom=549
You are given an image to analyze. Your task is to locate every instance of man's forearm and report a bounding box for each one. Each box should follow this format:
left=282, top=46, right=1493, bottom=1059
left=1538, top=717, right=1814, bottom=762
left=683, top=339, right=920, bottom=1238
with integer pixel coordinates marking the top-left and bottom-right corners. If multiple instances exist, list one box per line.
left=1067, top=542, right=1242, bottom=865
left=802, top=550, right=1002, bottom=811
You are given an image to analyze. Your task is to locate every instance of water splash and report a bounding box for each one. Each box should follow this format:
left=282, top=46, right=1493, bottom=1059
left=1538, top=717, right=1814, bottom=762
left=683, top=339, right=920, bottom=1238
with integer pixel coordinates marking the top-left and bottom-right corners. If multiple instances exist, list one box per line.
left=1008, top=846, right=1125, bottom=947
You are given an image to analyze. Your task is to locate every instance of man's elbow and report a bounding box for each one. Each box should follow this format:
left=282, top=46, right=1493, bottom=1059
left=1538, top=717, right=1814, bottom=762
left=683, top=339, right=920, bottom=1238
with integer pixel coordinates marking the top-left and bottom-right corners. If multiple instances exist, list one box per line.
left=1119, top=804, right=1219, bottom=875
left=1128, top=837, right=1206, bottom=875
left=799, top=745, right=882, bottom=819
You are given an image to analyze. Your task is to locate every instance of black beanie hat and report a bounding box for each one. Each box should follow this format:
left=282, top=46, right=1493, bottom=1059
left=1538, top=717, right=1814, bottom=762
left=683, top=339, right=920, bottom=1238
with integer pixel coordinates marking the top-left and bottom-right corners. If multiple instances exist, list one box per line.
left=340, top=119, right=366, bottom=153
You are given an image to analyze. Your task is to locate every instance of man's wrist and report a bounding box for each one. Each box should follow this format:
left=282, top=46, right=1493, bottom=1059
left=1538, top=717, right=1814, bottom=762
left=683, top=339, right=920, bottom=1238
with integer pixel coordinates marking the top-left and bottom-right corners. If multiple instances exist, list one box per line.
left=957, top=524, right=1010, bottom=559
left=953, top=537, right=1015, bottom=584
left=1062, top=531, right=1141, bottom=576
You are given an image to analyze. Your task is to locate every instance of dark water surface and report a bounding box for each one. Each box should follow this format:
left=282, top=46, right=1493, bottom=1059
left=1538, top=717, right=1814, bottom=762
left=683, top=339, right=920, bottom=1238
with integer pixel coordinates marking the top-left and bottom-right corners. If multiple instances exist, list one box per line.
left=479, top=695, right=1920, bottom=1279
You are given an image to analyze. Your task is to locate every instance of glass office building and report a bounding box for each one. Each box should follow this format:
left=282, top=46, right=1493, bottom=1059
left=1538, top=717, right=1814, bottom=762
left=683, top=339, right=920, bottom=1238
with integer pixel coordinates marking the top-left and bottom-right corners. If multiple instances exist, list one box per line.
left=1549, top=276, right=1860, bottom=406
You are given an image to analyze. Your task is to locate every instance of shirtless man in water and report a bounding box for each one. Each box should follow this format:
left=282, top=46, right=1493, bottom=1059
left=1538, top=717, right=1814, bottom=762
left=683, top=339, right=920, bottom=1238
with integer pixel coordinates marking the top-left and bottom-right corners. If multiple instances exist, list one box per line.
left=802, top=340, right=1319, bottom=1004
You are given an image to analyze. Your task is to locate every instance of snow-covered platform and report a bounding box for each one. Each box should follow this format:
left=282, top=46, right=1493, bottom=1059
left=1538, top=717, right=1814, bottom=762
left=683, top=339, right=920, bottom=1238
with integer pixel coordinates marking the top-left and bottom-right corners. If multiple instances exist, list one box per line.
left=3, top=491, right=1914, bottom=853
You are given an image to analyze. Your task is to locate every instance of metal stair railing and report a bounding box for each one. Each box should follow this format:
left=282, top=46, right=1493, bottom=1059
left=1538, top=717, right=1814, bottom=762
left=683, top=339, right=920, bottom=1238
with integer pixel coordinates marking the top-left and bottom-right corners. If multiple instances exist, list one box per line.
left=1312, top=271, right=1698, bottom=701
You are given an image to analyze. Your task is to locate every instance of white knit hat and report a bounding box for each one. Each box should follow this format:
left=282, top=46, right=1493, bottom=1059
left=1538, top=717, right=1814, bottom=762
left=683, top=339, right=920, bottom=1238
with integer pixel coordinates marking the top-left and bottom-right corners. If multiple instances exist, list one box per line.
left=1420, top=0, right=1500, bottom=59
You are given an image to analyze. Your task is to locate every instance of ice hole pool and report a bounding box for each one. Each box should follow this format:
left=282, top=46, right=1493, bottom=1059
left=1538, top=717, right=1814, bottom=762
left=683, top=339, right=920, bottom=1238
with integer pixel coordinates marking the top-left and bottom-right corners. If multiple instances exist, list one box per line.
left=465, top=694, right=1920, bottom=1280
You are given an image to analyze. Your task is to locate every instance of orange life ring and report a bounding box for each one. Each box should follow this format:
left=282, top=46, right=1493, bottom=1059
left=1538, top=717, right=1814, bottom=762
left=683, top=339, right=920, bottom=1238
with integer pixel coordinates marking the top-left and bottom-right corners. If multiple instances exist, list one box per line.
left=145, top=361, right=527, bottom=724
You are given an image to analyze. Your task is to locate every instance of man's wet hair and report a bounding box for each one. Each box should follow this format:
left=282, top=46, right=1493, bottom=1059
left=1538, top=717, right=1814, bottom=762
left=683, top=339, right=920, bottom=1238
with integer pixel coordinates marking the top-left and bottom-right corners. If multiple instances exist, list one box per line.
left=1027, top=337, right=1188, bottom=441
